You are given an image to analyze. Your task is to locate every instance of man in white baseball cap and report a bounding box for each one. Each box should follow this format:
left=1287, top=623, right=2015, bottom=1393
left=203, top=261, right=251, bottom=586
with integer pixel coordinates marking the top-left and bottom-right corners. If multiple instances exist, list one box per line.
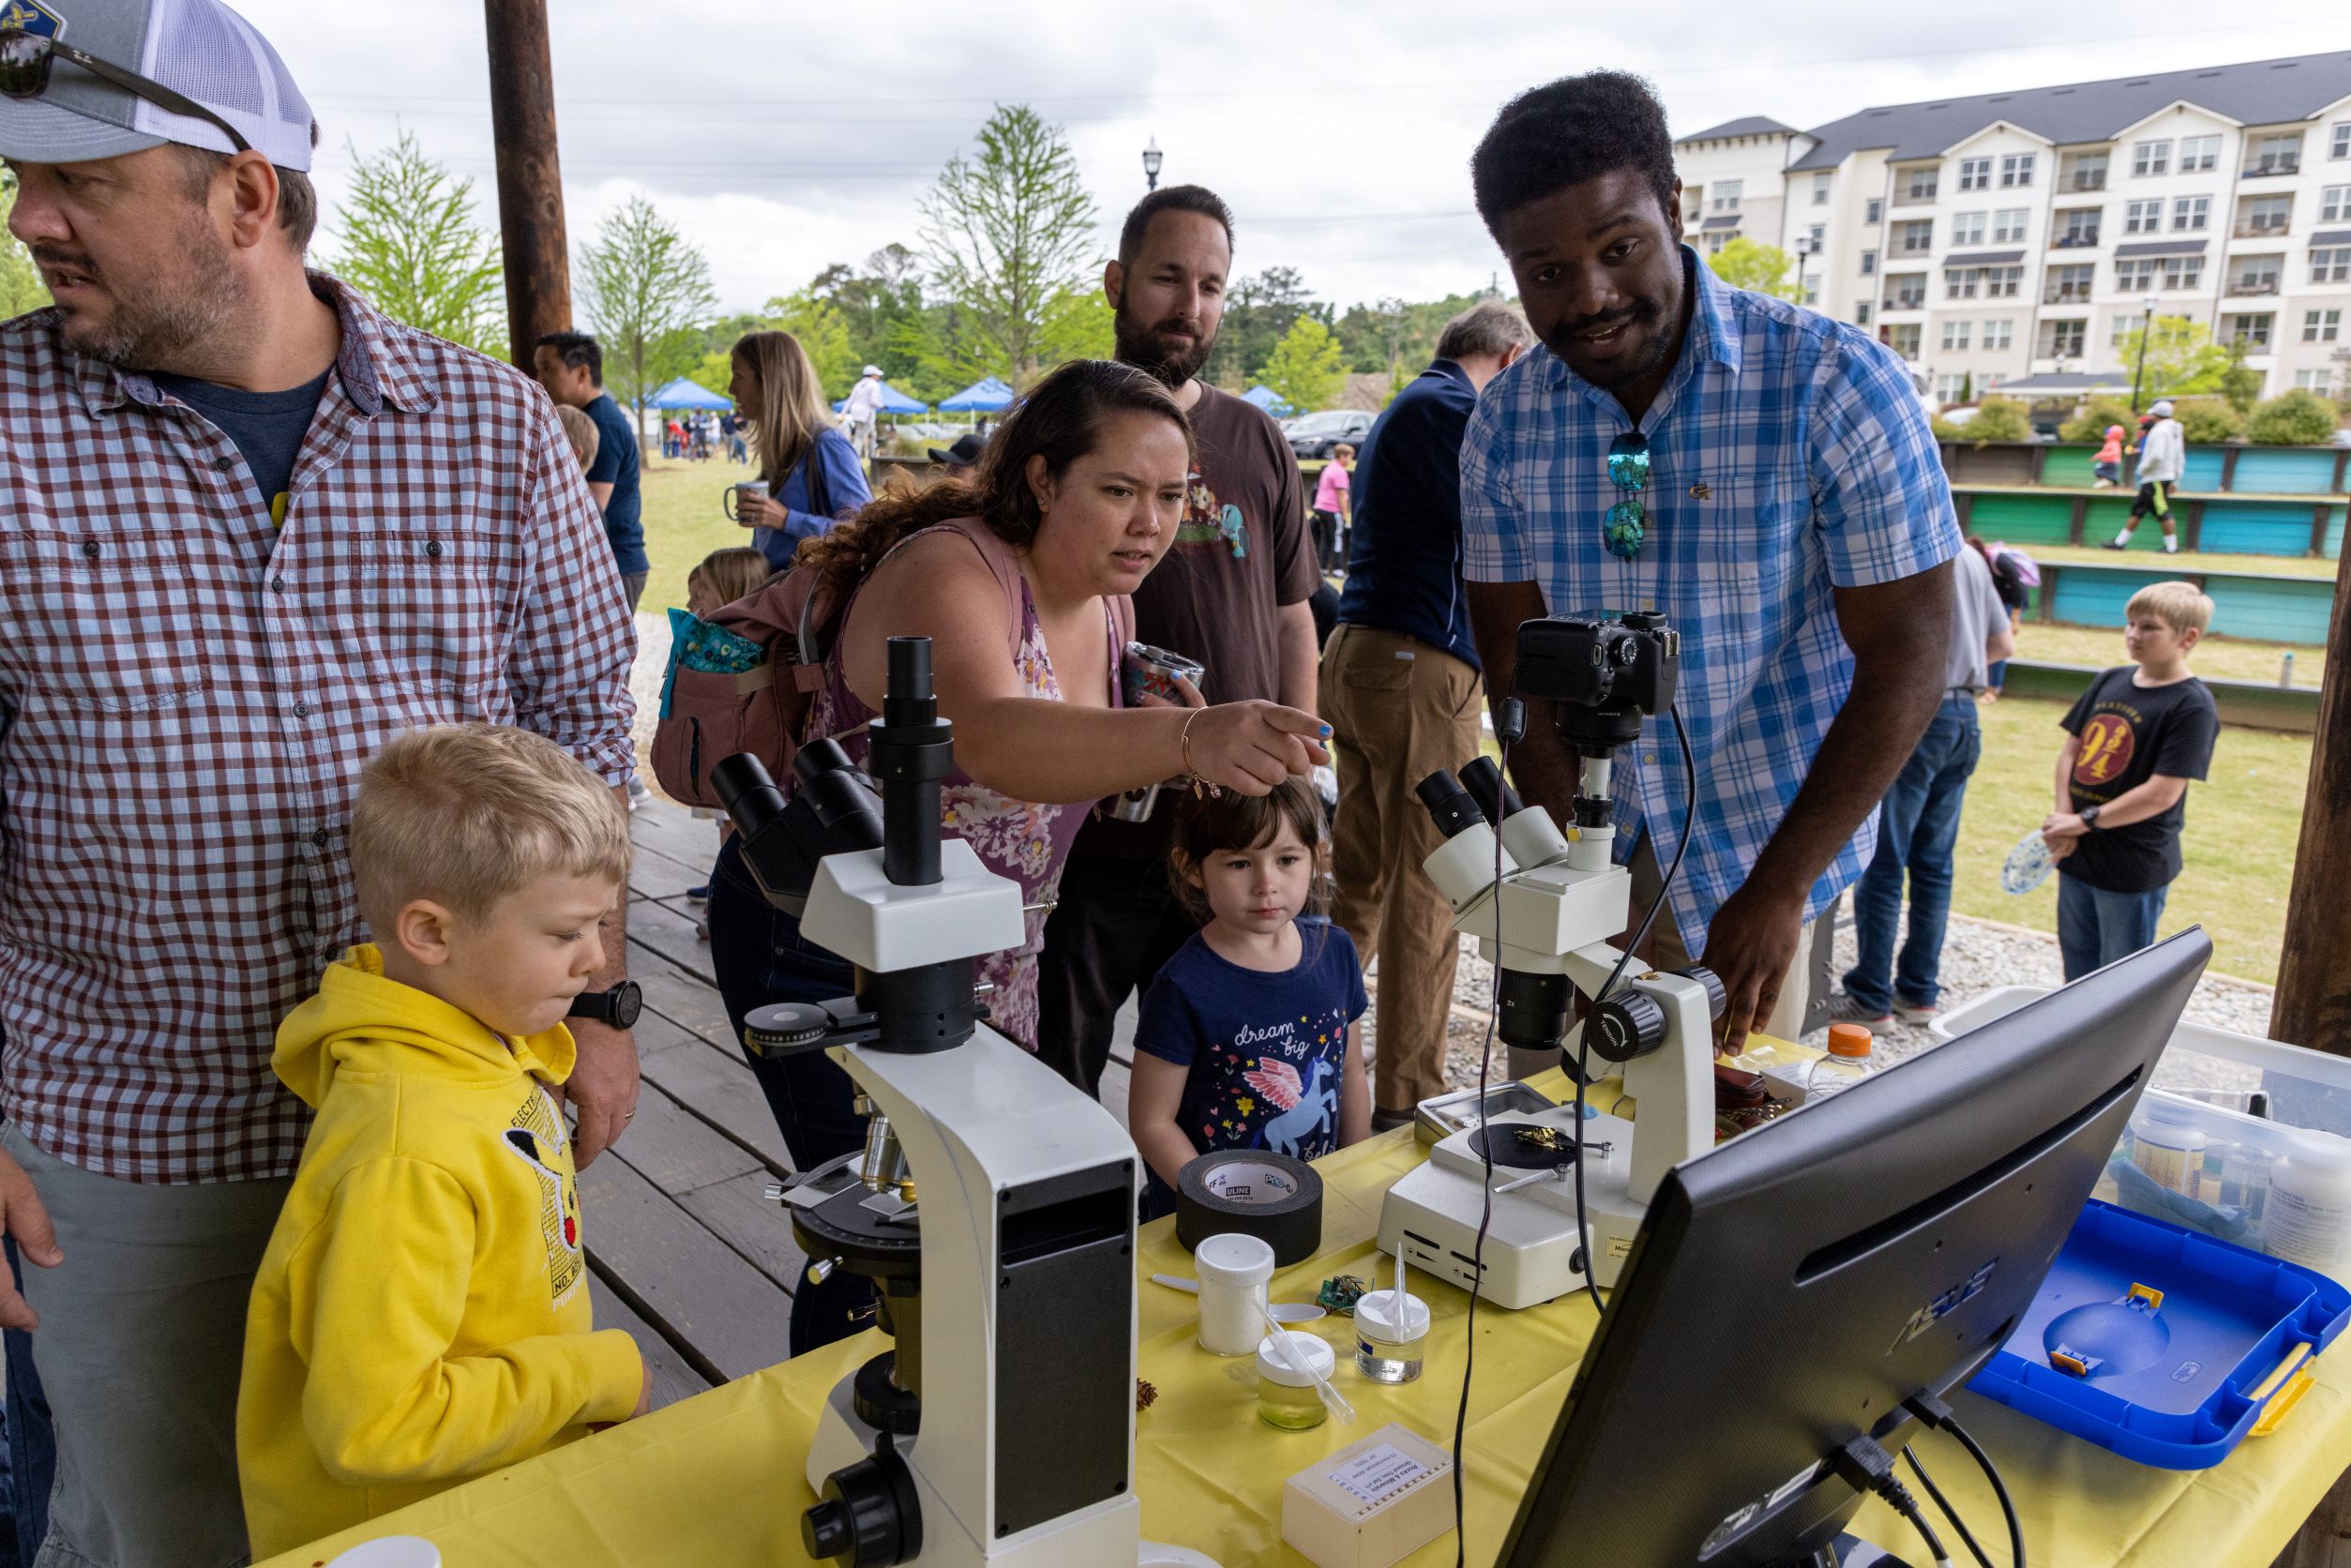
left=0, top=4, right=643, bottom=1564
left=838, top=360, right=886, bottom=460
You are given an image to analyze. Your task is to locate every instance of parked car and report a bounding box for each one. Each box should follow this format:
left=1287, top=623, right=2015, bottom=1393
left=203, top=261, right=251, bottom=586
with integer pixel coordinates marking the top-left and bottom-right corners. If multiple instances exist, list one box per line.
left=1286, top=409, right=1376, bottom=460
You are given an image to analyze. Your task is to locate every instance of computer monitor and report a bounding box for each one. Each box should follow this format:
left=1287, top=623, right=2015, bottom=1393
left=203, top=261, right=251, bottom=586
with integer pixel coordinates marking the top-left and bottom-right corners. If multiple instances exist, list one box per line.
left=1500, top=930, right=2213, bottom=1567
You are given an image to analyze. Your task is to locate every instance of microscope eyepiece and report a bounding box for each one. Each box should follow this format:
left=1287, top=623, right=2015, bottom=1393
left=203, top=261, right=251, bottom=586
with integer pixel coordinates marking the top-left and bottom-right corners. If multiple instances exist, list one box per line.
left=1457, top=756, right=1524, bottom=825
left=1416, top=771, right=1484, bottom=840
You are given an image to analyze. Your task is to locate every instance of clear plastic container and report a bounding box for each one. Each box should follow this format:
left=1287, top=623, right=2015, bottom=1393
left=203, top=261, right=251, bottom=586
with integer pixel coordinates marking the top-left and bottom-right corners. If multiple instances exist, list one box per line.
left=2267, top=1133, right=2351, bottom=1281
left=1801, top=1023, right=1876, bottom=1102
left=1258, top=1331, right=1336, bottom=1431
left=1193, top=1232, right=1275, bottom=1358
left=1352, top=1289, right=1430, bottom=1384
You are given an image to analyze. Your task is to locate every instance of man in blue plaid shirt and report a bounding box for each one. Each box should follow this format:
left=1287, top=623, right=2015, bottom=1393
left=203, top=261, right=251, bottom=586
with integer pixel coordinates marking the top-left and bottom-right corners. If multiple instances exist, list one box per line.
left=1460, top=72, right=1960, bottom=1056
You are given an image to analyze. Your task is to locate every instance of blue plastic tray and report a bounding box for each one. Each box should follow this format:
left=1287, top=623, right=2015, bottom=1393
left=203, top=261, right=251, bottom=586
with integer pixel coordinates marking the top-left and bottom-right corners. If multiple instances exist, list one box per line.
left=1967, top=1199, right=2351, bottom=1469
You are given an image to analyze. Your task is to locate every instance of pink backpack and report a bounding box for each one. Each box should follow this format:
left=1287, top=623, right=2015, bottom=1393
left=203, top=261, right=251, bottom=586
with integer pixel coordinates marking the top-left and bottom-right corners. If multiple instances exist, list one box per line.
left=651, top=520, right=1042, bottom=808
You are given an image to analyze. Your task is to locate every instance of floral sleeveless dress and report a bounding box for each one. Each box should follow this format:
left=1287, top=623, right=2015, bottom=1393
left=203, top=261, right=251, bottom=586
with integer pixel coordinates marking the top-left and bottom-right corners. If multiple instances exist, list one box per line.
left=804, top=525, right=1123, bottom=1051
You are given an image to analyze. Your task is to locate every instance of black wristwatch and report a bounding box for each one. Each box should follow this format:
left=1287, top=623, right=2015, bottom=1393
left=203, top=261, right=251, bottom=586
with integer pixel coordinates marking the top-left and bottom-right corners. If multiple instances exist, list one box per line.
left=2079, top=805, right=2102, bottom=830
left=568, top=982, right=642, bottom=1031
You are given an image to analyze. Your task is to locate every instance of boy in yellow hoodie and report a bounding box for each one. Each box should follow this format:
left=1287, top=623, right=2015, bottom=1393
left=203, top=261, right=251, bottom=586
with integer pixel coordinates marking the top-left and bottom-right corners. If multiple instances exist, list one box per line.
left=239, top=725, right=649, bottom=1557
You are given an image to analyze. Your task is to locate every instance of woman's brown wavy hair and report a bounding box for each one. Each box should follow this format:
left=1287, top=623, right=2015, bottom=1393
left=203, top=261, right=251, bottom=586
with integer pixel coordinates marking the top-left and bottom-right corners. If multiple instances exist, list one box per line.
left=795, top=358, right=1193, bottom=598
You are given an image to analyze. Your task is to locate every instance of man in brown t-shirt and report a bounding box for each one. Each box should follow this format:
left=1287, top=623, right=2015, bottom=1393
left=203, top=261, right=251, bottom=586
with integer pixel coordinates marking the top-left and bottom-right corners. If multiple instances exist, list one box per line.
left=1035, top=186, right=1324, bottom=1097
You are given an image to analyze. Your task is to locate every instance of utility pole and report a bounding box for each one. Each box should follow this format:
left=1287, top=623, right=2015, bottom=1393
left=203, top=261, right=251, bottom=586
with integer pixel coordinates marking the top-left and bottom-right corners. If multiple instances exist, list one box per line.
left=484, top=0, right=571, bottom=369
left=2128, top=293, right=2159, bottom=413
left=2273, top=533, right=2351, bottom=1055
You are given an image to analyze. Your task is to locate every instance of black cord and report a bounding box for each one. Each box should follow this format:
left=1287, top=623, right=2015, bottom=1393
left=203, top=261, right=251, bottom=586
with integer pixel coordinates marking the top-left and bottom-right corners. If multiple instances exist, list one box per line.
left=1832, top=1437, right=1953, bottom=1568
left=1887, top=1483, right=1956, bottom=1568
left=1904, top=1448, right=1995, bottom=1568
left=1945, top=1414, right=2024, bottom=1568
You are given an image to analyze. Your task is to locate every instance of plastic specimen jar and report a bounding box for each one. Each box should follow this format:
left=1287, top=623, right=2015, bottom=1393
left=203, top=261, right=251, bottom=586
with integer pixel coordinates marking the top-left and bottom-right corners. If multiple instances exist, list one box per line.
left=1257, top=1331, right=1335, bottom=1430
left=1352, top=1288, right=1431, bottom=1384
left=1194, top=1232, right=1276, bottom=1357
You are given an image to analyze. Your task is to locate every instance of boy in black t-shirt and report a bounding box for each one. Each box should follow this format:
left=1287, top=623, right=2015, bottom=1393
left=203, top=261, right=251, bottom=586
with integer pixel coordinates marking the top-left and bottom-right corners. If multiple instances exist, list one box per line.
left=2042, top=581, right=2220, bottom=980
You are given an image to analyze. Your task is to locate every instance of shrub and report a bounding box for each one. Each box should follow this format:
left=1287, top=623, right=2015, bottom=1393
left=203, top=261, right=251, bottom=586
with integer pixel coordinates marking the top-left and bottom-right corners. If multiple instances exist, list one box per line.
left=1929, top=415, right=1970, bottom=443
left=2058, top=397, right=2136, bottom=445
left=2245, top=389, right=2343, bottom=446
left=2173, top=399, right=2244, bottom=445
left=1966, top=397, right=2033, bottom=444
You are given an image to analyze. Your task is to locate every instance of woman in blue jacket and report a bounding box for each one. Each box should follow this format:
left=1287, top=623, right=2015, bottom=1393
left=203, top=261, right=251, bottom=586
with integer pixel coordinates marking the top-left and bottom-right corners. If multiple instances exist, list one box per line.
left=725, top=330, right=873, bottom=567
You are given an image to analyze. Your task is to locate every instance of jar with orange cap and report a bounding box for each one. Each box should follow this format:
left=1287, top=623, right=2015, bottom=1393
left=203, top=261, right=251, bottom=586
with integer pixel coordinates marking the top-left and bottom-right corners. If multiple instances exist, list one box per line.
left=1801, top=1023, right=1877, bottom=1103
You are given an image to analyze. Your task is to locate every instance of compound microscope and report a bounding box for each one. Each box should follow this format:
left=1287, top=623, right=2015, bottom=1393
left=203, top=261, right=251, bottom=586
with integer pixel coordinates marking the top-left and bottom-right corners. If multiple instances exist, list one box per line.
left=1378, top=612, right=1732, bottom=1309
left=712, top=637, right=1215, bottom=1568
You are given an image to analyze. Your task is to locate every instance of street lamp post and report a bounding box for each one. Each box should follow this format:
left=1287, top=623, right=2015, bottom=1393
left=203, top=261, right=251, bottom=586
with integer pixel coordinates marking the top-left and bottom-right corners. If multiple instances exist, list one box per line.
left=1142, top=136, right=1163, bottom=192
left=2129, top=293, right=2160, bottom=413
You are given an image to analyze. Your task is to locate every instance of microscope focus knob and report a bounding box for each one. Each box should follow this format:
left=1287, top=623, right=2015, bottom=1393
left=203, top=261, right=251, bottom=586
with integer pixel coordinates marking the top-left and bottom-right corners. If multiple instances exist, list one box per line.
left=1670, top=964, right=1729, bottom=1022
left=803, top=1435, right=924, bottom=1566
left=1586, top=991, right=1669, bottom=1064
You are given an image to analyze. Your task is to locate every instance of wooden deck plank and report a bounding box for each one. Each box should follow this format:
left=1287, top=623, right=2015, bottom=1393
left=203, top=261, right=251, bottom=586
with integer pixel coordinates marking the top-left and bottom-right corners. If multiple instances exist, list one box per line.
left=610, top=1078, right=761, bottom=1196
left=630, top=896, right=720, bottom=986
left=627, top=840, right=710, bottom=903
left=629, top=801, right=722, bottom=867
left=586, top=1274, right=716, bottom=1413
left=676, top=1174, right=810, bottom=1295
left=577, top=1152, right=793, bottom=1382
left=631, top=951, right=737, bottom=1046
left=637, top=1033, right=794, bottom=1176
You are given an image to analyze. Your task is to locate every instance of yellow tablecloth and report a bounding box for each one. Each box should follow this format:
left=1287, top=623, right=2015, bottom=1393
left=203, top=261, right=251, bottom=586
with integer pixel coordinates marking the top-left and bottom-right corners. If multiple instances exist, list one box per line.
left=263, top=1073, right=2351, bottom=1568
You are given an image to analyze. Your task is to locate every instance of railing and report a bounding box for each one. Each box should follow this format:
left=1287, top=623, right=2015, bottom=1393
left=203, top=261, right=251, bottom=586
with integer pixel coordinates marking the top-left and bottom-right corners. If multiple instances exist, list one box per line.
left=2242, top=157, right=2301, bottom=177
left=2067, top=172, right=2108, bottom=192
left=2226, top=278, right=2283, bottom=296
left=1892, top=191, right=1938, bottom=207
left=2053, top=233, right=2101, bottom=249
left=2236, top=219, right=2292, bottom=237
left=2229, top=335, right=2273, bottom=350
left=1882, top=295, right=1926, bottom=311
left=2043, top=285, right=2095, bottom=304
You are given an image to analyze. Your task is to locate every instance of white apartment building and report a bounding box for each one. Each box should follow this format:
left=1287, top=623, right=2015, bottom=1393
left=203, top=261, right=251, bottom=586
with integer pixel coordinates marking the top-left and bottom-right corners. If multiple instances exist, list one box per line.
left=1672, top=53, right=2351, bottom=409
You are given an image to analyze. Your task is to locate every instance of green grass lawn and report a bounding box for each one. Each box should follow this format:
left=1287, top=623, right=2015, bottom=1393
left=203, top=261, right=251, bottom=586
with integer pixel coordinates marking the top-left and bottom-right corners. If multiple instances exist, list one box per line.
left=2012, top=621, right=2326, bottom=686
left=639, top=455, right=761, bottom=615
left=1956, top=696, right=2305, bottom=985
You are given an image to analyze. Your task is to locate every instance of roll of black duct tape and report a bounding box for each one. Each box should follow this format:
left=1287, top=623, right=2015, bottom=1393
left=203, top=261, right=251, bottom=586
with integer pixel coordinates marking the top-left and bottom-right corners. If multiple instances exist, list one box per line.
left=1174, top=1150, right=1324, bottom=1266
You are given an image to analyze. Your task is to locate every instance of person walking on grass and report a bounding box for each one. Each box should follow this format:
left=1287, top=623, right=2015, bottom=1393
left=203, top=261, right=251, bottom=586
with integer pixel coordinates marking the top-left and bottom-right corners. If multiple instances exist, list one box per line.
left=2106, top=399, right=2183, bottom=552
left=1310, top=442, right=1353, bottom=572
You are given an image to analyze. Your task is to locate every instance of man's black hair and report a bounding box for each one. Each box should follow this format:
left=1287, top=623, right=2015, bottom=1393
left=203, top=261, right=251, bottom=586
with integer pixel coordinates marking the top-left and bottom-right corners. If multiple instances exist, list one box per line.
left=1117, top=185, right=1236, bottom=267
left=535, top=330, right=604, bottom=386
left=1470, top=71, right=1680, bottom=236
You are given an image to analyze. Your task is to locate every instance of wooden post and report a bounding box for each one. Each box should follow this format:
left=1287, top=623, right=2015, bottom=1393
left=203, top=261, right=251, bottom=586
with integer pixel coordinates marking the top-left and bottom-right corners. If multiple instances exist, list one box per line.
left=2272, top=533, right=2351, bottom=1054
left=484, top=0, right=571, bottom=369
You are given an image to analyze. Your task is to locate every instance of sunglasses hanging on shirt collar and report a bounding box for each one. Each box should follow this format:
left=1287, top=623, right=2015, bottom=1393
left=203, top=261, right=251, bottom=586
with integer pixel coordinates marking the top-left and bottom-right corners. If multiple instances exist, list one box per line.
left=0, top=28, right=251, bottom=153
left=1604, top=431, right=1651, bottom=561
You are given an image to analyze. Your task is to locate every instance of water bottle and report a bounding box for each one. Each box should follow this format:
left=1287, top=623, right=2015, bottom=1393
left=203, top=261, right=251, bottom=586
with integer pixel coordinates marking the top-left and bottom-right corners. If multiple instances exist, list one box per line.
left=1802, top=1024, right=1876, bottom=1102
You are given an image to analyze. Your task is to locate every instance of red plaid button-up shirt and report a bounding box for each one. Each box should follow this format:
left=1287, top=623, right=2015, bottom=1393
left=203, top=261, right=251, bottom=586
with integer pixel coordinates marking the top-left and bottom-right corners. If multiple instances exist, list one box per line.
left=0, top=279, right=638, bottom=1184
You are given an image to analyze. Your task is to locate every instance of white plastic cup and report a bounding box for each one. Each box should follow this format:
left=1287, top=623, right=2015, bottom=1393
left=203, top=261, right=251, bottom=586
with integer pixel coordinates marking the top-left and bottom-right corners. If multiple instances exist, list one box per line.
left=326, top=1538, right=443, bottom=1568
left=1194, top=1231, right=1275, bottom=1357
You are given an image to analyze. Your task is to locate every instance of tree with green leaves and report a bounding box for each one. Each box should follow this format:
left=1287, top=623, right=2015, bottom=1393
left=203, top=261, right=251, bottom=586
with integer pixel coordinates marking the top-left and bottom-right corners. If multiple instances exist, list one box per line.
left=578, top=195, right=718, bottom=415
left=1206, top=266, right=1325, bottom=389
left=917, top=105, right=1097, bottom=385
left=2117, top=316, right=2230, bottom=403
left=1707, top=236, right=1799, bottom=301
left=2218, top=340, right=2263, bottom=414
left=1258, top=316, right=1347, bottom=415
left=2245, top=389, right=2343, bottom=445
left=0, top=172, right=51, bottom=320
left=324, top=132, right=505, bottom=354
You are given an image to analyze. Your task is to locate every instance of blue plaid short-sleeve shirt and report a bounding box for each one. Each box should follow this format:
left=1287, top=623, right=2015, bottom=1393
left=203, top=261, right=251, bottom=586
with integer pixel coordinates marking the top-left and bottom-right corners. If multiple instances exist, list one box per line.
left=1461, top=248, right=1959, bottom=956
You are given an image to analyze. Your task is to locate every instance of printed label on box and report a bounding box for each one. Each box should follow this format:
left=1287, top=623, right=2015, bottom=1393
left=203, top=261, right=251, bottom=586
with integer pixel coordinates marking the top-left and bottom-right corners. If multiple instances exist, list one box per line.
left=1328, top=1442, right=1431, bottom=1508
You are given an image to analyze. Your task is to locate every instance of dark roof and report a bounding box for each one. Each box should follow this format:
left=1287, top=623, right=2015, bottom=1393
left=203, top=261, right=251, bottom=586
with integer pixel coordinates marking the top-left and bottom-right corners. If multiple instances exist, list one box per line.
left=2114, top=238, right=2208, bottom=258
left=1700, top=214, right=1743, bottom=230
left=1678, top=115, right=1799, bottom=144
left=1788, top=53, right=2351, bottom=172
left=1945, top=249, right=2027, bottom=265
left=2313, top=230, right=2351, bottom=246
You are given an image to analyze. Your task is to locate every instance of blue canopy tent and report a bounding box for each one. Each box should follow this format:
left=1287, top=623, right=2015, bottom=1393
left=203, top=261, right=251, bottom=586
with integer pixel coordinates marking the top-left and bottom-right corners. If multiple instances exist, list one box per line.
left=939, top=376, right=1015, bottom=414
left=832, top=379, right=929, bottom=415
left=647, top=377, right=731, bottom=411
left=1242, top=384, right=1295, bottom=417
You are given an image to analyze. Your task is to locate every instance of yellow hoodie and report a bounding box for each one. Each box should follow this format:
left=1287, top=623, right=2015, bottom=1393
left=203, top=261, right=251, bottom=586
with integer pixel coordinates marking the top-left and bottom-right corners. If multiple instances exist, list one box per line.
left=238, top=945, right=643, bottom=1558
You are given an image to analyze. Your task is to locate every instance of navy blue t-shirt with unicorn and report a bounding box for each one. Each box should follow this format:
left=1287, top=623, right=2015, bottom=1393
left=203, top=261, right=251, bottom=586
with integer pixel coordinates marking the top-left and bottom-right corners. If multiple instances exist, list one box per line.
left=1134, top=924, right=1367, bottom=1209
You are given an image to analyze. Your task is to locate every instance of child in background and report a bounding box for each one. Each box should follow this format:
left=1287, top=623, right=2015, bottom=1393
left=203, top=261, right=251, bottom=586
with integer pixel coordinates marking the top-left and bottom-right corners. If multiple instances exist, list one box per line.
left=1129, top=779, right=1370, bottom=1216
left=2042, top=581, right=2219, bottom=982
left=2091, top=423, right=2124, bottom=489
left=555, top=402, right=601, bottom=473
left=239, top=726, right=647, bottom=1558
left=682, top=547, right=776, bottom=920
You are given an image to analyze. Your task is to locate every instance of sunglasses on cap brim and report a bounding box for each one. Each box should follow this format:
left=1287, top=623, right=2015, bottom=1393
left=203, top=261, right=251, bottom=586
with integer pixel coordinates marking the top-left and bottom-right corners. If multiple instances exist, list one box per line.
left=0, top=27, right=250, bottom=155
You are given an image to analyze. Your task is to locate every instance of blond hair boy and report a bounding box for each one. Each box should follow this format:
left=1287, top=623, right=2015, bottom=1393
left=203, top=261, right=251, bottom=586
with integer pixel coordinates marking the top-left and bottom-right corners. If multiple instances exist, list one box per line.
left=2041, top=581, right=2219, bottom=981
left=239, top=725, right=647, bottom=1557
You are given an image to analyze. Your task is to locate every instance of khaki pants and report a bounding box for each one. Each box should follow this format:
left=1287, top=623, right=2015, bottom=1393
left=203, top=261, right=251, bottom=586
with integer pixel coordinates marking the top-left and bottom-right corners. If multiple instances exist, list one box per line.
left=1321, top=625, right=1485, bottom=1115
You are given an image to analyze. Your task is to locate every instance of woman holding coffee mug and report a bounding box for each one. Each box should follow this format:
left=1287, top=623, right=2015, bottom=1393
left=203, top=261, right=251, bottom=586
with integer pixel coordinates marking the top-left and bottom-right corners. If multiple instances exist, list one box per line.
left=707, top=358, right=1329, bottom=1351
left=725, top=329, right=873, bottom=569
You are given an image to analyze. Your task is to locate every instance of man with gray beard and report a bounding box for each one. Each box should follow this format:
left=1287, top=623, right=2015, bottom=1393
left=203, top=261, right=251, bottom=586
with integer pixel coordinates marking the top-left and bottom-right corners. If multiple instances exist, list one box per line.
left=0, top=3, right=639, bottom=1562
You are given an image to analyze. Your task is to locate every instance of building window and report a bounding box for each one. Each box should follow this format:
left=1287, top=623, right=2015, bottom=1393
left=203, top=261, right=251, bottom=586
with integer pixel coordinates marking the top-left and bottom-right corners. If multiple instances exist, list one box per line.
left=2224, top=313, right=2272, bottom=348
left=2233, top=257, right=2282, bottom=295
left=1885, top=323, right=1921, bottom=358
left=2066, top=152, right=2109, bottom=191
left=1989, top=264, right=2022, bottom=298
left=1906, top=167, right=1938, bottom=203
left=2179, top=134, right=2220, bottom=173
left=1813, top=172, right=1831, bottom=205
left=2247, top=133, right=2302, bottom=175
left=2117, top=256, right=2199, bottom=291
left=2297, top=369, right=2335, bottom=395
left=2167, top=256, right=2203, bottom=291
left=1809, top=223, right=1827, bottom=252
left=1856, top=301, right=1873, bottom=325
left=2306, top=309, right=2343, bottom=343
left=2111, top=313, right=2145, bottom=350
left=2125, top=199, right=2162, bottom=234
left=1957, top=157, right=1991, bottom=192
left=1711, top=179, right=1742, bottom=212
left=2315, top=248, right=2351, bottom=284
left=1865, top=197, right=1883, bottom=223
left=1941, top=321, right=1972, bottom=351
left=2000, top=153, right=2035, bottom=188
left=1984, top=320, right=2014, bottom=351
left=1994, top=207, right=2029, bottom=243
left=2323, top=186, right=2351, bottom=224
left=2132, top=139, right=2171, bottom=177
left=1935, top=372, right=1969, bottom=404
left=2042, top=319, right=2087, bottom=357
left=1885, top=275, right=1926, bottom=309
left=2240, top=193, right=2294, bottom=234
left=1900, top=219, right=1934, bottom=252
left=1946, top=268, right=1977, bottom=301
left=2171, top=195, right=2208, bottom=232
left=2046, top=263, right=2095, bottom=303
left=2058, top=207, right=2101, bottom=248
left=1860, top=249, right=1877, bottom=275
left=2335, top=122, right=2351, bottom=160
left=1952, top=211, right=1986, bottom=246
left=1707, top=230, right=1729, bottom=253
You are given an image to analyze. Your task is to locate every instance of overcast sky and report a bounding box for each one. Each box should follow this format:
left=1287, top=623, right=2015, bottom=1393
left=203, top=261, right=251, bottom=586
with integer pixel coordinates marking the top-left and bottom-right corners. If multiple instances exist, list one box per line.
left=235, top=0, right=2351, bottom=315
